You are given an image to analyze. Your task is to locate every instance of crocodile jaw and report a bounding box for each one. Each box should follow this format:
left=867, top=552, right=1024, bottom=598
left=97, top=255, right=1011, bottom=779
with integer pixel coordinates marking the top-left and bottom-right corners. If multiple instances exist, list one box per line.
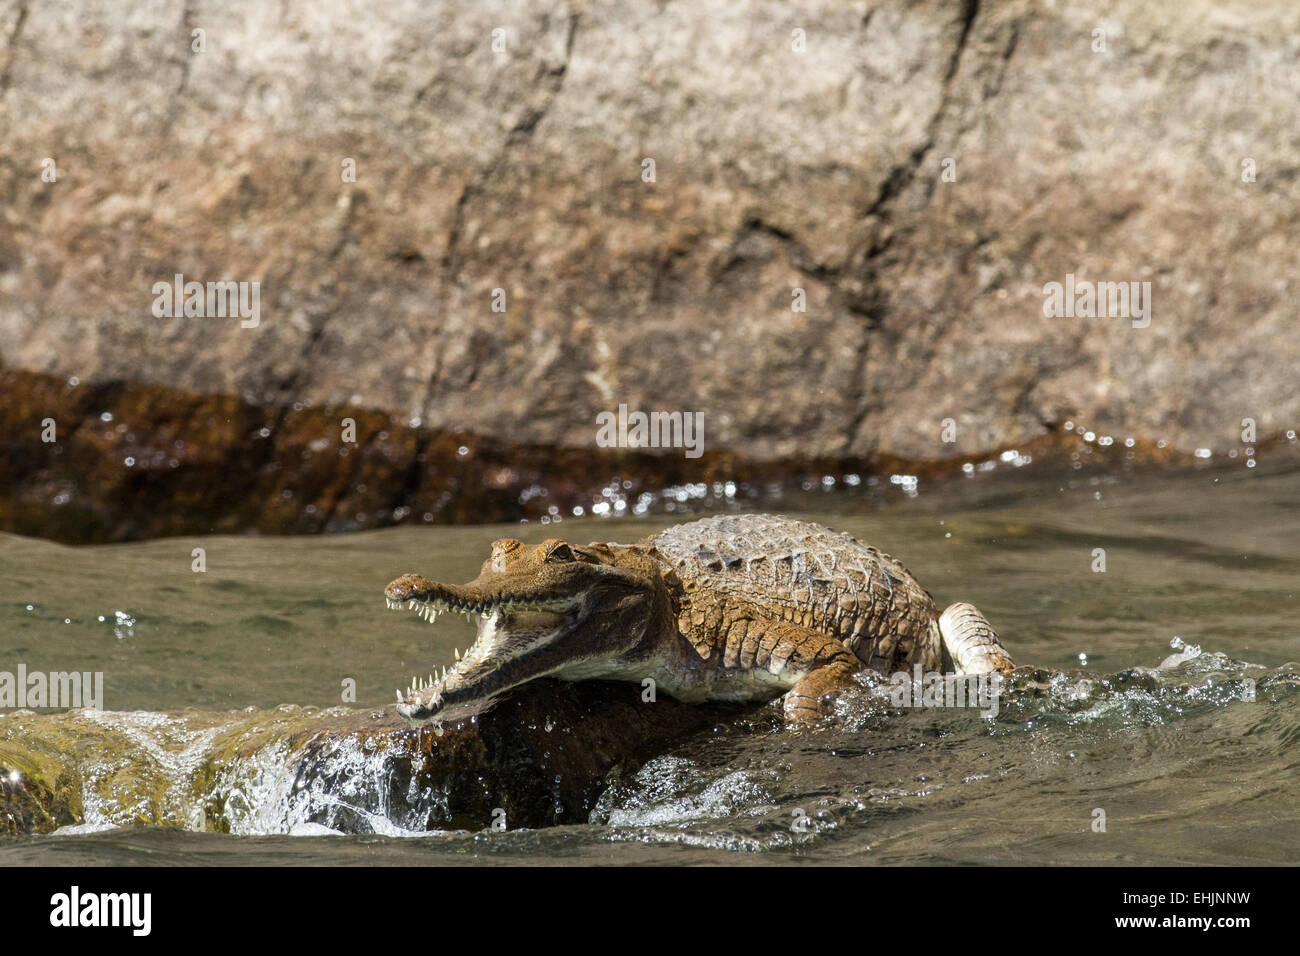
left=384, top=538, right=672, bottom=724
left=387, top=595, right=579, bottom=724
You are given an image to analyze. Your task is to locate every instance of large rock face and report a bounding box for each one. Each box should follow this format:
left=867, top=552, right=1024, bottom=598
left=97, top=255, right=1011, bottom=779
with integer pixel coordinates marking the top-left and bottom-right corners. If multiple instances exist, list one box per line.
left=1, top=0, right=1297, bottom=528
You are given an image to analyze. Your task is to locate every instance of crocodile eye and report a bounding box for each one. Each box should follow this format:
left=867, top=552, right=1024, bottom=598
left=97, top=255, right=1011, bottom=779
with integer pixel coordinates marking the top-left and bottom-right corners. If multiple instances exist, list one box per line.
left=544, top=543, right=576, bottom=563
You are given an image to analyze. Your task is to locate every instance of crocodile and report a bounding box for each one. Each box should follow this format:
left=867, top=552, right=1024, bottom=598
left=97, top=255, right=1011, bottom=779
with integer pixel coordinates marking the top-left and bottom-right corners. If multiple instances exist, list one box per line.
left=384, top=514, right=1015, bottom=725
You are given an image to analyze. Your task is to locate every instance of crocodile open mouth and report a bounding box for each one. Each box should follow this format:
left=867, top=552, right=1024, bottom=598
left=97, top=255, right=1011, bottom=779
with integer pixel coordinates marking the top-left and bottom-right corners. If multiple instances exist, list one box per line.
left=384, top=591, right=575, bottom=724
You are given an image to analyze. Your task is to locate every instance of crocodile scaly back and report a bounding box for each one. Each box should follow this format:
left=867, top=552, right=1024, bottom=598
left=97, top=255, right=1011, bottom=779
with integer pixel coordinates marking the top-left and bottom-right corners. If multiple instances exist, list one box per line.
left=646, top=514, right=943, bottom=672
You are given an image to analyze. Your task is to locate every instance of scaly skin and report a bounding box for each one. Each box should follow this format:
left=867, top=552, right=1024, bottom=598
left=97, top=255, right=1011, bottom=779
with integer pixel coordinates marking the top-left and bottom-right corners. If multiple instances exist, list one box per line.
left=384, top=514, right=1015, bottom=725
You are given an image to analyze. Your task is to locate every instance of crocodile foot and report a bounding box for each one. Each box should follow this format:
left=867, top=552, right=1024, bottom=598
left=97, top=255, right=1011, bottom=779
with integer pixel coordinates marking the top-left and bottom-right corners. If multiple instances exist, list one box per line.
left=939, top=602, right=1016, bottom=674
left=782, top=659, right=862, bottom=724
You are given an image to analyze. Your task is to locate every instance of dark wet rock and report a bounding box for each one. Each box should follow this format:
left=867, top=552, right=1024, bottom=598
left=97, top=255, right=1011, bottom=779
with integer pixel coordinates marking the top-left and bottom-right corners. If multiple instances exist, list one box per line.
left=5, top=367, right=1286, bottom=544
left=284, top=681, right=747, bottom=832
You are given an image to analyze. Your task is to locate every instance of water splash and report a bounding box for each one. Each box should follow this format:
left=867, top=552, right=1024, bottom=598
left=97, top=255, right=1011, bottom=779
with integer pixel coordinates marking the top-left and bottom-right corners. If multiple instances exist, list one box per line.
left=75, top=710, right=219, bottom=830
left=211, top=733, right=451, bottom=837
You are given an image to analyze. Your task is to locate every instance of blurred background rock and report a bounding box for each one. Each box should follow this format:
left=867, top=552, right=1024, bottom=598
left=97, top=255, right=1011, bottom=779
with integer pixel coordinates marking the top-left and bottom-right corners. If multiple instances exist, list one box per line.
left=1, top=0, right=1296, bottom=540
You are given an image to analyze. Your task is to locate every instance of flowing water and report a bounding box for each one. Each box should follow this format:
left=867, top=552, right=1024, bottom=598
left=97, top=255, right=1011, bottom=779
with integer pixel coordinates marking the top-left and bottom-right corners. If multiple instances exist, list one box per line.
left=1, top=460, right=1297, bottom=865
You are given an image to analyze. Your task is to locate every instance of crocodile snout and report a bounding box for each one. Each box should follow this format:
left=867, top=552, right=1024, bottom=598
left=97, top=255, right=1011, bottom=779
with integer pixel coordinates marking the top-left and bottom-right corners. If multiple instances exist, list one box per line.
left=385, top=574, right=437, bottom=602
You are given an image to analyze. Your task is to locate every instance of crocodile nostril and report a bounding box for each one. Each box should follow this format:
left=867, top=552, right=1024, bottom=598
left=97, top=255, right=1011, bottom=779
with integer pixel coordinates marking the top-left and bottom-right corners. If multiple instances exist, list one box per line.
left=385, top=573, right=434, bottom=601
left=385, top=576, right=415, bottom=600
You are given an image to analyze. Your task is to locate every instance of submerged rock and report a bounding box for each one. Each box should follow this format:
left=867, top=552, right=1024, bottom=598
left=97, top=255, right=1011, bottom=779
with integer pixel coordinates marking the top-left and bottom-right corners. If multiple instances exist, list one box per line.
left=0, top=680, right=740, bottom=836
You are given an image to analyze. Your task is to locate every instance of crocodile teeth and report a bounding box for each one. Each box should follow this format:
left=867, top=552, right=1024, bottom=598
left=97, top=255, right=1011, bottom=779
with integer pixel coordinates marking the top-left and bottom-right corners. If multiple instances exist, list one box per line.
left=454, top=647, right=461, bottom=661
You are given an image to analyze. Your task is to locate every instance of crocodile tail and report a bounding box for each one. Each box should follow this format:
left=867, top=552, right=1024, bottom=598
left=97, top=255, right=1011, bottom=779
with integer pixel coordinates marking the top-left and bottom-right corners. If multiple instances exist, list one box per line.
left=938, top=602, right=1015, bottom=674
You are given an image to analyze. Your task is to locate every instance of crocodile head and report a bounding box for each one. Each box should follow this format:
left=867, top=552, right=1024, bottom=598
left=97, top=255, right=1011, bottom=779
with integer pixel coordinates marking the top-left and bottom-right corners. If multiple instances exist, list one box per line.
left=385, top=537, right=673, bottom=724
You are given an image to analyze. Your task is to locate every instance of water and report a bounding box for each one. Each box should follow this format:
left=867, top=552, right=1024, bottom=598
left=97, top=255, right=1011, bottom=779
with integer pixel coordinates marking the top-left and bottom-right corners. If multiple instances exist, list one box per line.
left=1, top=461, right=1297, bottom=864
